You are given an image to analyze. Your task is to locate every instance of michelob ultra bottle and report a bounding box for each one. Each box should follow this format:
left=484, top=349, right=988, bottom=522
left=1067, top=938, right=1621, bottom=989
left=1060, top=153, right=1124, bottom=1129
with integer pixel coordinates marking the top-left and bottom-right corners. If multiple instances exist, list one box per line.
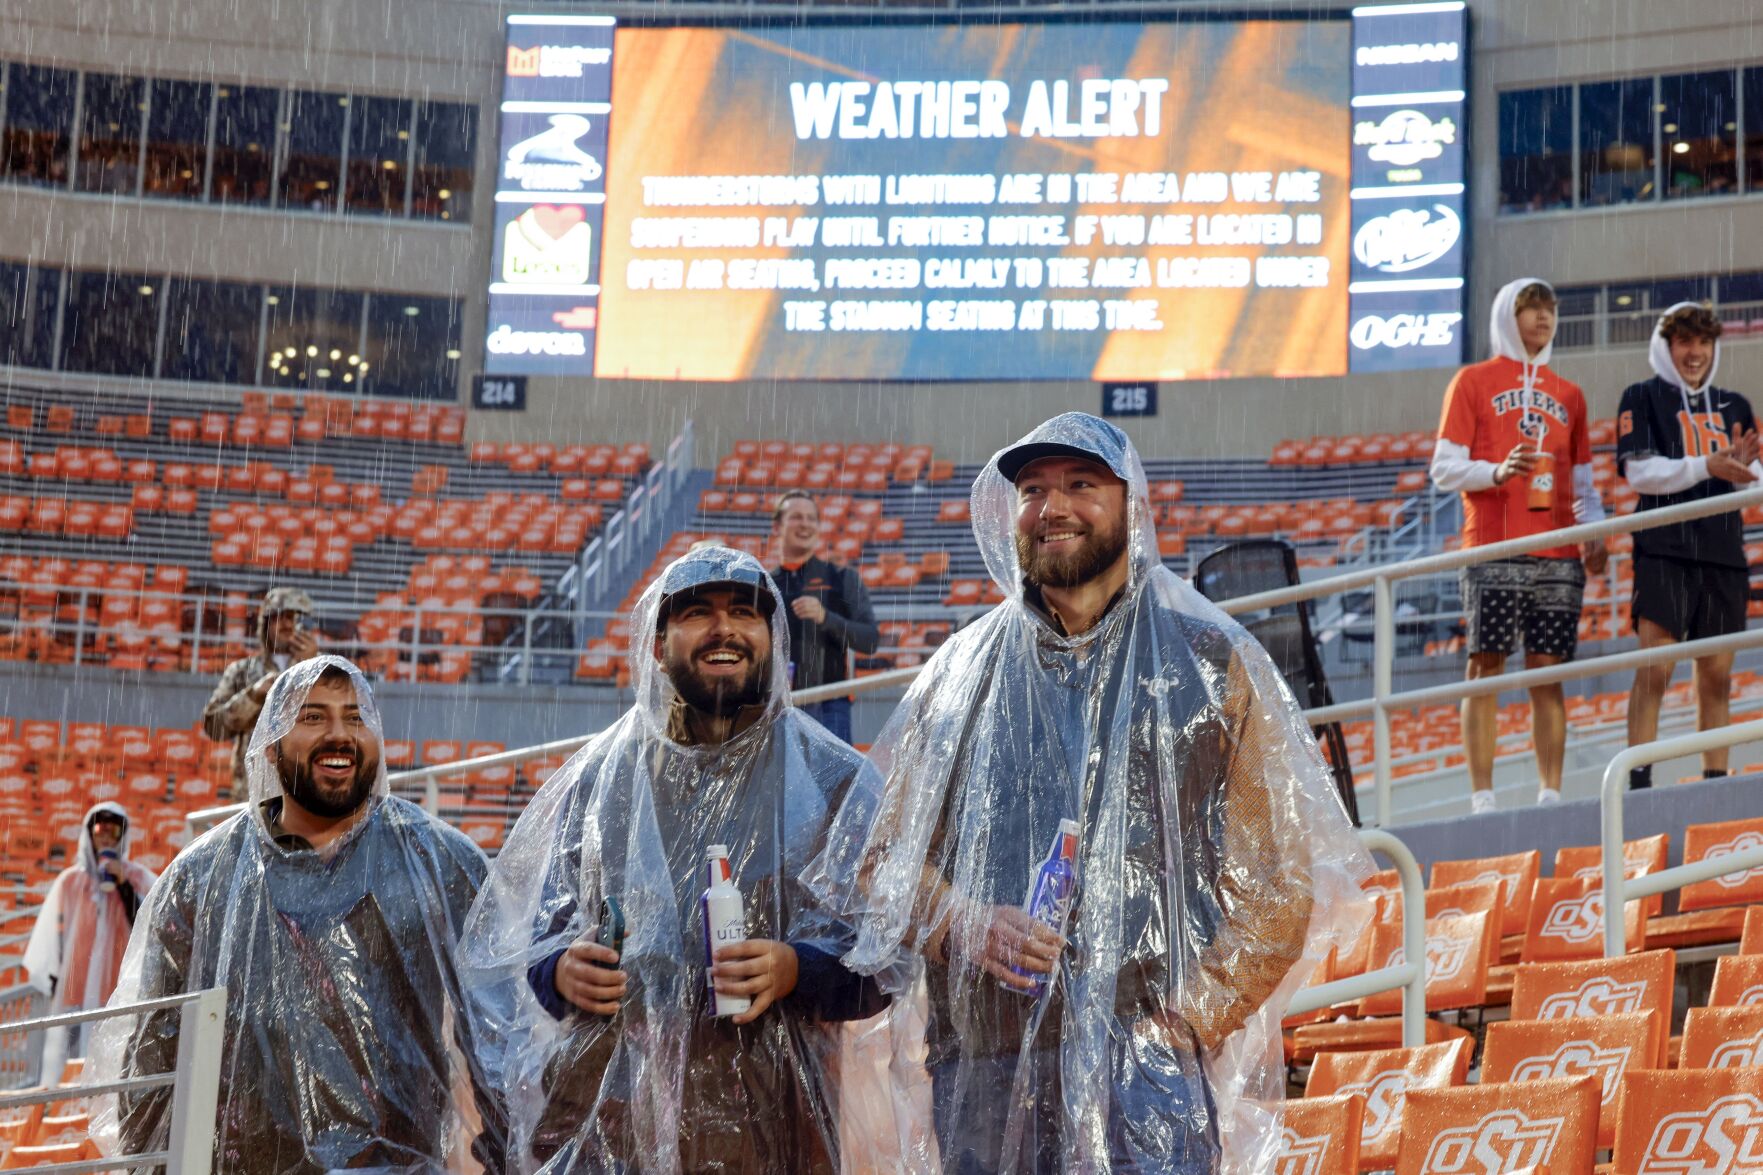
left=1013, top=819, right=1080, bottom=994
left=701, top=844, right=751, bottom=1017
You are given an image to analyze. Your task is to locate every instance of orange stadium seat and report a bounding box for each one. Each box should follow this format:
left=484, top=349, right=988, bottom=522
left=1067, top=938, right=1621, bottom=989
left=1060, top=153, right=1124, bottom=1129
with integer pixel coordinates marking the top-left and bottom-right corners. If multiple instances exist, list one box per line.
left=1274, top=1094, right=1365, bottom=1175
left=1305, top=1038, right=1473, bottom=1172
left=1509, top=950, right=1676, bottom=1067
left=1611, top=1069, right=1763, bottom=1173
left=1481, top=1012, right=1656, bottom=1149
left=1395, top=1077, right=1598, bottom=1175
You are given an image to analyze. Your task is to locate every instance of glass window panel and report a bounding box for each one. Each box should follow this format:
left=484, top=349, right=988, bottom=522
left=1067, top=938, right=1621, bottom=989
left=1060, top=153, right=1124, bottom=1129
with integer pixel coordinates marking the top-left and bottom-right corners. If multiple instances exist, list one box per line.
left=142, top=78, right=210, bottom=200
left=411, top=101, right=475, bottom=222
left=278, top=90, right=346, bottom=211
left=1719, top=271, right=1763, bottom=304
left=1744, top=68, right=1763, bottom=193
left=212, top=84, right=278, bottom=206
left=1553, top=285, right=1600, bottom=317
left=1, top=64, right=77, bottom=187
left=1651, top=277, right=1713, bottom=307
left=263, top=286, right=361, bottom=392
left=1661, top=69, right=1738, bottom=199
left=1498, top=86, right=1574, bottom=213
left=59, top=270, right=161, bottom=377
left=163, top=278, right=260, bottom=384
left=0, top=262, right=60, bottom=370
left=76, top=73, right=146, bottom=194
left=344, top=95, right=411, bottom=216
left=362, top=294, right=459, bottom=399
left=1578, top=78, right=1654, bottom=207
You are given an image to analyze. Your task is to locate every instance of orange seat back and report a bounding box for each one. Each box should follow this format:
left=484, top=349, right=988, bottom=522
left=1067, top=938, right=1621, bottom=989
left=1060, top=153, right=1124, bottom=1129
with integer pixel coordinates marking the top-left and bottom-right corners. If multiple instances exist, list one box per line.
left=1509, top=949, right=1676, bottom=1066
left=1742, top=906, right=1763, bottom=955
left=1553, top=833, right=1669, bottom=917
left=1521, top=875, right=1646, bottom=962
left=1359, top=911, right=1491, bottom=1015
left=1709, top=953, right=1763, bottom=1008
left=1305, top=1037, right=1473, bottom=1171
left=1430, top=850, right=1540, bottom=939
left=1678, top=816, right=1763, bottom=911
left=1482, top=1011, right=1655, bottom=1149
left=1395, top=1076, right=1599, bottom=1175
left=1275, top=1094, right=1364, bottom=1175
left=1612, top=1069, right=1763, bottom=1173
left=1680, top=1005, right=1763, bottom=1070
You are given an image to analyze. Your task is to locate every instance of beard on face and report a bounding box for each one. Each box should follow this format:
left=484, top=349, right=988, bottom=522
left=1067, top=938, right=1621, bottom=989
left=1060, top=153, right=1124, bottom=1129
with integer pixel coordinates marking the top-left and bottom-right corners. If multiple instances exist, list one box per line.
left=277, top=737, right=378, bottom=819
left=1015, top=510, right=1130, bottom=589
left=663, top=634, right=770, bottom=717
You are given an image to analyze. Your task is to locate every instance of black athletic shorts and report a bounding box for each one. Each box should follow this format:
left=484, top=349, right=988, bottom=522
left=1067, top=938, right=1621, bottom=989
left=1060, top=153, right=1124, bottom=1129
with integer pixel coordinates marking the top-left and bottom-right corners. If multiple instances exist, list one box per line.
left=1459, top=555, right=1586, bottom=659
left=1631, top=554, right=1750, bottom=642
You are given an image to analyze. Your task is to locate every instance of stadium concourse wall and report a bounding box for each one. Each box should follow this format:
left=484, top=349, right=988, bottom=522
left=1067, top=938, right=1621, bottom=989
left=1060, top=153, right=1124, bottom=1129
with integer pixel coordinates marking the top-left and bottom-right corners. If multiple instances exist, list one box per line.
left=5, top=0, right=1763, bottom=461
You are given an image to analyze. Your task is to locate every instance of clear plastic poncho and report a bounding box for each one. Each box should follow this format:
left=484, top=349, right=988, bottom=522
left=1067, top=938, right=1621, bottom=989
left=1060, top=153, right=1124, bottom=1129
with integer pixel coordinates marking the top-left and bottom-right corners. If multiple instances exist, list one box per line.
left=808, top=413, right=1375, bottom=1174
left=89, top=654, right=507, bottom=1174
left=459, top=547, right=890, bottom=1174
left=25, top=801, right=158, bottom=1013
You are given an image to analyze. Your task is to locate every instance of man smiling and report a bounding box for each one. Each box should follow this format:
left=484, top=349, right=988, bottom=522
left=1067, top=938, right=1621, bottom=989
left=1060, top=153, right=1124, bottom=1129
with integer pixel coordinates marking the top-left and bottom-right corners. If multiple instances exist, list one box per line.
left=462, top=547, right=887, bottom=1173
left=812, top=414, right=1371, bottom=1174
left=769, top=491, right=879, bottom=744
left=92, top=656, right=505, bottom=1174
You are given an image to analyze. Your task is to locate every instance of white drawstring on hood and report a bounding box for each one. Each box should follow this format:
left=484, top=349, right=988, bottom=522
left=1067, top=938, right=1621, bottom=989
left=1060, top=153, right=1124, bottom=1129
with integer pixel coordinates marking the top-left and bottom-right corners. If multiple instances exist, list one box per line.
left=1648, top=300, right=1722, bottom=427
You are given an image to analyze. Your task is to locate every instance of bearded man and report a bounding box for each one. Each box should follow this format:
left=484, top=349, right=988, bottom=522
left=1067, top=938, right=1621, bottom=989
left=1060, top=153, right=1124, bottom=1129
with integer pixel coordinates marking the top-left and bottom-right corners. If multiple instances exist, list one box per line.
left=809, top=413, right=1372, bottom=1174
left=461, top=547, right=889, bottom=1174
left=90, top=656, right=506, bottom=1174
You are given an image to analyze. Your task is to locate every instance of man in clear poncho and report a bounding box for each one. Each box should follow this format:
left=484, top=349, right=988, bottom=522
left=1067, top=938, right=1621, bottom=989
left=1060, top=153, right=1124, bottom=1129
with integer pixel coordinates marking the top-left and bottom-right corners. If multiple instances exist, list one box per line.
left=25, top=802, right=157, bottom=1077
left=459, top=547, right=888, bottom=1174
left=810, top=413, right=1373, bottom=1174
left=89, top=655, right=506, bottom=1174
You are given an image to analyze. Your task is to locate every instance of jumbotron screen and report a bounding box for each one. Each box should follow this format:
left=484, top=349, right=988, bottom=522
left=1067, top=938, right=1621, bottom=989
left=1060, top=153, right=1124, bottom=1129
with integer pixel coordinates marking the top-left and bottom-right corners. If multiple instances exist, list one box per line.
left=487, top=7, right=1468, bottom=381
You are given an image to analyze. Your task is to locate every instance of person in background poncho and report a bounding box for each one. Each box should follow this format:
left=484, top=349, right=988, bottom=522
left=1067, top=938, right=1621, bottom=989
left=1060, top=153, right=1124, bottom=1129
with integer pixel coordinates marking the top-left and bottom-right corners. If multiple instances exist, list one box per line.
left=459, top=547, right=889, bottom=1174
left=808, top=413, right=1372, bottom=1175
left=24, top=802, right=156, bottom=1078
left=89, top=655, right=507, bottom=1174
left=1617, top=301, right=1763, bottom=789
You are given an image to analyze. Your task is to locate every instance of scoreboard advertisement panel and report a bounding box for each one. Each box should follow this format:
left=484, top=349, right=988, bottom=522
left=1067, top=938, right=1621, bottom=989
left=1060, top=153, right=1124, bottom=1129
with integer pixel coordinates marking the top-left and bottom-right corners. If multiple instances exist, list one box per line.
left=486, top=4, right=1468, bottom=382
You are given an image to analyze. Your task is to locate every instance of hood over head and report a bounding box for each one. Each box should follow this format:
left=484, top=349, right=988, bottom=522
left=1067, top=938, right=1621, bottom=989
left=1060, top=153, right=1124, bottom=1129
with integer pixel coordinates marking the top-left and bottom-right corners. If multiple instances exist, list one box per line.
left=243, top=653, right=388, bottom=841
left=78, top=801, right=132, bottom=878
left=1489, top=276, right=1555, bottom=367
left=972, top=411, right=1158, bottom=607
left=1649, top=299, right=1723, bottom=397
left=633, top=546, right=791, bottom=741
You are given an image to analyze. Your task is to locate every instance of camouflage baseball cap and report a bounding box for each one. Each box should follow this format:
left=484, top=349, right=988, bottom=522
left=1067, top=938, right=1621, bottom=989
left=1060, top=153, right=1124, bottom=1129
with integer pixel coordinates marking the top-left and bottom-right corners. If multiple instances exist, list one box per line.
left=262, top=587, right=314, bottom=617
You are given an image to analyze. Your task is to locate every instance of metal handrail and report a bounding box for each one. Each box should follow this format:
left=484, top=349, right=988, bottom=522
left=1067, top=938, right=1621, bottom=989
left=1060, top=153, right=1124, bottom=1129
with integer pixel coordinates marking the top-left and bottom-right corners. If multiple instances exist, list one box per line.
left=1286, top=828, right=1426, bottom=1048
left=1600, top=719, right=1763, bottom=956
left=0, top=985, right=226, bottom=1175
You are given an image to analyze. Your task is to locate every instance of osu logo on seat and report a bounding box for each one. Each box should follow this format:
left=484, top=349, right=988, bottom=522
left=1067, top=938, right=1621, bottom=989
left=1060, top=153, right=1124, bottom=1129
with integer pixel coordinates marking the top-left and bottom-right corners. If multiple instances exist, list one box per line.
left=1638, top=1094, right=1763, bottom=1173
left=1510, top=1040, right=1633, bottom=1098
left=1710, top=1030, right=1763, bottom=1069
left=1421, top=1110, right=1565, bottom=1173
left=1702, top=831, right=1763, bottom=888
left=1274, top=1129, right=1328, bottom=1175
left=1538, top=977, right=1648, bottom=1018
left=1338, top=1070, right=1408, bottom=1143
left=1540, top=891, right=1607, bottom=944
left=1390, top=929, right=1473, bottom=983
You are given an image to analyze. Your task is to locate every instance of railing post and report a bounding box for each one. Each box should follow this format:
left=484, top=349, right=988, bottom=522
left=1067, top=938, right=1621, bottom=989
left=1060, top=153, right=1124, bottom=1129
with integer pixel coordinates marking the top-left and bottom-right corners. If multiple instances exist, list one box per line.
left=424, top=771, right=440, bottom=815
left=72, top=587, right=87, bottom=669
left=409, top=604, right=423, bottom=685
left=190, top=593, right=205, bottom=674
left=520, top=610, right=533, bottom=687
left=164, top=984, right=227, bottom=1175
left=1373, top=574, right=1394, bottom=826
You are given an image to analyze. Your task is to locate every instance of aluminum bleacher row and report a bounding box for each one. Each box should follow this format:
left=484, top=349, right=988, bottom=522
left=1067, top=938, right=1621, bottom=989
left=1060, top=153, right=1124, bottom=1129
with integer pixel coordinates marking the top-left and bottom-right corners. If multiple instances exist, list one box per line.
left=0, top=384, right=651, bottom=683
left=1278, top=827, right=1763, bottom=1172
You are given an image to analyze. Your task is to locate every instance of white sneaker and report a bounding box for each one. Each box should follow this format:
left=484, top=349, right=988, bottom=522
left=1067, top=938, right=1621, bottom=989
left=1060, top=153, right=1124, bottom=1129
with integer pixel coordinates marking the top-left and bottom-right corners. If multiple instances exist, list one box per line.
left=1470, top=790, right=1497, bottom=815
left=1536, top=787, right=1561, bottom=806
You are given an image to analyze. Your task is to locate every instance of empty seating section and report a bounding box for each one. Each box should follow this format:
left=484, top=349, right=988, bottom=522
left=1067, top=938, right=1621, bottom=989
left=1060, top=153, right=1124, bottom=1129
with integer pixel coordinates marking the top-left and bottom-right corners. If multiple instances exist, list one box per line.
left=1278, top=821, right=1763, bottom=1172
left=0, top=385, right=651, bottom=682
left=663, top=432, right=1442, bottom=679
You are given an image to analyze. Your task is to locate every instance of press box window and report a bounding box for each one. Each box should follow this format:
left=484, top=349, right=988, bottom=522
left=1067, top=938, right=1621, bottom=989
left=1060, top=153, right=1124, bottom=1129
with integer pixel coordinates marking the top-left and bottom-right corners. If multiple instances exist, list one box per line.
left=278, top=90, right=347, bottom=212
left=0, top=261, right=60, bottom=370
left=363, top=293, right=461, bottom=399
left=143, top=78, right=211, bottom=200
left=1, top=64, right=77, bottom=188
left=1498, top=86, right=1573, bottom=213
left=163, top=278, right=261, bottom=384
left=411, top=101, right=475, bottom=223
left=76, top=73, right=147, bottom=195
left=345, top=95, right=412, bottom=216
left=59, top=270, right=161, bottom=378
left=1578, top=79, right=1654, bottom=207
left=263, top=286, right=363, bottom=392
left=212, top=84, right=278, bottom=206
left=1660, top=70, right=1737, bottom=200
